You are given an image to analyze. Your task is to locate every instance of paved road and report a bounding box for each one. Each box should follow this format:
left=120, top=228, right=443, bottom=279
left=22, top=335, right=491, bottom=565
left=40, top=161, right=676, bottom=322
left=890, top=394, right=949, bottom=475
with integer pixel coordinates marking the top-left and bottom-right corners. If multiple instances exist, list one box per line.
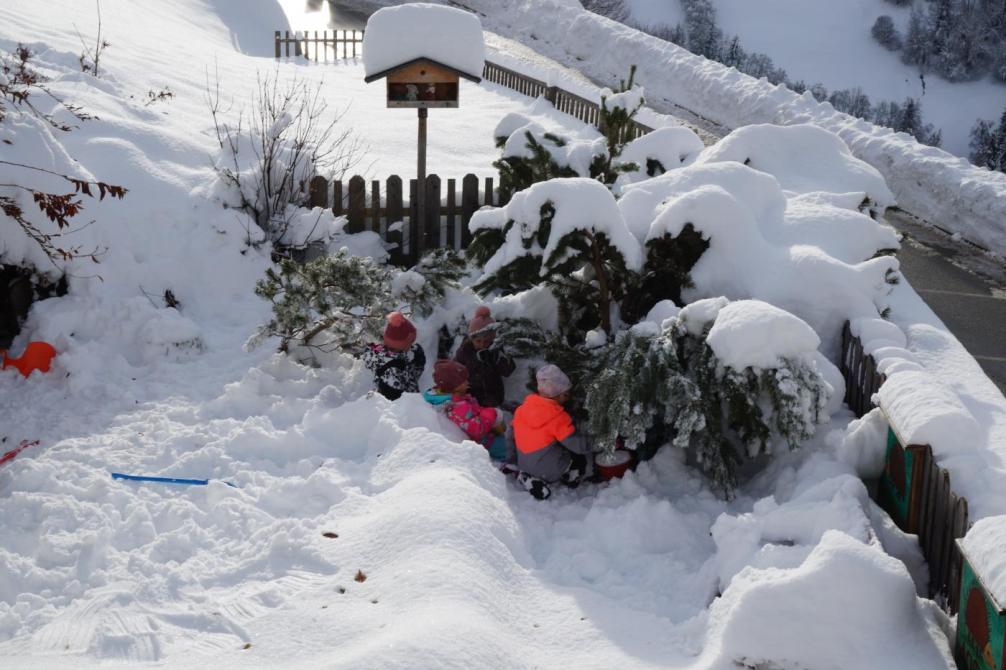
left=886, top=210, right=1006, bottom=395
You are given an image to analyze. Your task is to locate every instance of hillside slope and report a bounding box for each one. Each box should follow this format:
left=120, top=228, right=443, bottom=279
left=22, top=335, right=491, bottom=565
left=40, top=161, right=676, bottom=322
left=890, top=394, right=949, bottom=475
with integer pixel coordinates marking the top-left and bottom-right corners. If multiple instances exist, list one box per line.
left=624, top=0, right=1006, bottom=158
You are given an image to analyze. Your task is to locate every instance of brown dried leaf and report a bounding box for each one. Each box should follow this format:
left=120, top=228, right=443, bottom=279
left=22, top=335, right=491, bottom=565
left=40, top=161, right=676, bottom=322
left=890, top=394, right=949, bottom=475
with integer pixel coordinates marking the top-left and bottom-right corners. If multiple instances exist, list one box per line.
left=354, top=570, right=367, bottom=583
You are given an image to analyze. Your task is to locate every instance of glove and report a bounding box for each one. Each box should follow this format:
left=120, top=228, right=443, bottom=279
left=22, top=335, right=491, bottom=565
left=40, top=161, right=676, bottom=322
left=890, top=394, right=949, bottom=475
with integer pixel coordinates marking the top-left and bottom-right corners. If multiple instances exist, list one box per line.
left=476, top=348, right=492, bottom=364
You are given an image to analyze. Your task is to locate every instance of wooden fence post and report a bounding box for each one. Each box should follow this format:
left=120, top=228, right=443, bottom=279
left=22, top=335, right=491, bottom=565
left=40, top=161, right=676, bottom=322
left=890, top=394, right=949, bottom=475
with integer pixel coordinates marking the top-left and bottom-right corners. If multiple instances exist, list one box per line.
left=309, top=176, right=328, bottom=209
left=446, top=178, right=457, bottom=249
left=460, top=173, right=479, bottom=249
left=386, top=175, right=405, bottom=266
left=371, top=179, right=381, bottom=234
left=347, top=176, right=366, bottom=234
left=409, top=178, right=419, bottom=266
left=333, top=180, right=344, bottom=217
left=425, top=174, right=441, bottom=251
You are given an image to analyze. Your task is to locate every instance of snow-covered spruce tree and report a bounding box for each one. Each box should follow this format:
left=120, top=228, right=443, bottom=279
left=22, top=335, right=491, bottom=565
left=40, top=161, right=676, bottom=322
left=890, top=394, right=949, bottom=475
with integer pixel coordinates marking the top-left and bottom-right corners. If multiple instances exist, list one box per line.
left=969, top=108, right=1006, bottom=173
left=251, top=248, right=465, bottom=356
left=584, top=303, right=830, bottom=496
left=490, top=67, right=646, bottom=198
left=470, top=178, right=641, bottom=337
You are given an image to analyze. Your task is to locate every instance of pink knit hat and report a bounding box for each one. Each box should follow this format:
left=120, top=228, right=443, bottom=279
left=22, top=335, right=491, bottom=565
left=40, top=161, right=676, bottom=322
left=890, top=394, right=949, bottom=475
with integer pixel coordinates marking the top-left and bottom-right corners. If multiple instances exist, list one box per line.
left=383, top=311, right=416, bottom=350
left=468, top=306, right=495, bottom=337
left=433, top=359, right=468, bottom=392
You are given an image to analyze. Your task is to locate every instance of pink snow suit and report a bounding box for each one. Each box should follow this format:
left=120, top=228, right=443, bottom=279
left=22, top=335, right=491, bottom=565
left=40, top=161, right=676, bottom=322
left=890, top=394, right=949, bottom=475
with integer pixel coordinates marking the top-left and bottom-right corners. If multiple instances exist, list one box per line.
left=445, top=394, right=499, bottom=447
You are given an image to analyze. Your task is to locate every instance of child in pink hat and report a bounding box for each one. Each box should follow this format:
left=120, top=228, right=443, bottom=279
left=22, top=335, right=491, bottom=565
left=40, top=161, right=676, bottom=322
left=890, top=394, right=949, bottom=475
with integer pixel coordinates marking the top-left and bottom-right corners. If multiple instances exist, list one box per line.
left=453, top=306, right=515, bottom=408
left=362, top=311, right=425, bottom=400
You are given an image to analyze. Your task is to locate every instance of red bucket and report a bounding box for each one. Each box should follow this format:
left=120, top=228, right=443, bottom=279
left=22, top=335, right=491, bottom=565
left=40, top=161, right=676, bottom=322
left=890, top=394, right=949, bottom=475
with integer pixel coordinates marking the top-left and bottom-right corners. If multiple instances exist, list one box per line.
left=596, top=449, right=633, bottom=481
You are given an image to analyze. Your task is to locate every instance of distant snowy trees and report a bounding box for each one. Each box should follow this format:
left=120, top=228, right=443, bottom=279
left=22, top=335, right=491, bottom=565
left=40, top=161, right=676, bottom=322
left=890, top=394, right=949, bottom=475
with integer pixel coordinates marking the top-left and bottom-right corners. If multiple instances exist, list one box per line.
left=579, top=0, right=943, bottom=148
left=888, top=0, right=1006, bottom=84
left=969, top=109, right=1006, bottom=172
left=871, top=16, right=902, bottom=51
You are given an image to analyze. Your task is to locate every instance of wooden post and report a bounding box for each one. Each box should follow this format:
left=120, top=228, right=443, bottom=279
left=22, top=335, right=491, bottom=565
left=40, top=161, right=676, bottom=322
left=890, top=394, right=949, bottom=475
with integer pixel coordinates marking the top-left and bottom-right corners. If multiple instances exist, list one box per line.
left=417, top=107, right=428, bottom=256
left=348, top=176, right=365, bottom=233
left=275, top=31, right=281, bottom=58
left=386, top=175, right=405, bottom=266
left=309, top=176, right=328, bottom=209
left=460, top=174, right=479, bottom=249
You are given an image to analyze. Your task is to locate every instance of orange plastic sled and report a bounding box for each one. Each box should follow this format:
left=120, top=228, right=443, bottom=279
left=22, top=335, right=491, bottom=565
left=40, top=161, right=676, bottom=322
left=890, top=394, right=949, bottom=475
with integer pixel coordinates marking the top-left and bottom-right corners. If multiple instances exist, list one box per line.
left=2, top=341, right=57, bottom=378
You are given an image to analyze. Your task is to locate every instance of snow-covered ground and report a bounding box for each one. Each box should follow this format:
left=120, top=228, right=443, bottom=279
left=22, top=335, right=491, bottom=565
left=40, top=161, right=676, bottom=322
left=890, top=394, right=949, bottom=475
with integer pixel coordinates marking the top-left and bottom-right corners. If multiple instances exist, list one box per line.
left=0, top=0, right=996, bottom=667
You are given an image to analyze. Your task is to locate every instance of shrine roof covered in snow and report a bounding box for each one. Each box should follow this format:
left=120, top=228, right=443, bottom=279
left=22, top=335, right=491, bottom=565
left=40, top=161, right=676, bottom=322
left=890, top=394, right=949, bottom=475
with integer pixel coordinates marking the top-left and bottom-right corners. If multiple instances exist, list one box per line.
left=361, top=2, right=486, bottom=82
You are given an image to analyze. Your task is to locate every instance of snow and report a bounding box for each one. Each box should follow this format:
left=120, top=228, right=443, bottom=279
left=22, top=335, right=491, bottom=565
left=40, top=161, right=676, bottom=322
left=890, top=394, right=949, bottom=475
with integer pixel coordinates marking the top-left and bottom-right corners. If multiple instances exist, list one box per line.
left=837, top=407, right=890, bottom=480
left=463, top=0, right=1006, bottom=254
left=878, top=369, right=982, bottom=455
left=676, top=296, right=729, bottom=336
left=698, top=123, right=896, bottom=214
left=473, top=177, right=643, bottom=278
left=706, top=300, right=820, bottom=370
left=602, top=85, right=644, bottom=113
left=497, top=112, right=609, bottom=177
left=703, top=529, right=953, bottom=669
left=0, top=0, right=986, bottom=666
left=630, top=175, right=899, bottom=358
left=961, top=515, right=1006, bottom=606
left=362, top=3, right=485, bottom=80
left=613, top=126, right=704, bottom=189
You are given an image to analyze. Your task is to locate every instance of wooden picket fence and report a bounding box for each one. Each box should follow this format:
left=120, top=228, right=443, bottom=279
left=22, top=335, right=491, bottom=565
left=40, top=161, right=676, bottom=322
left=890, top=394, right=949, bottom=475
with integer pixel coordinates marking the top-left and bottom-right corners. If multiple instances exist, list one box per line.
left=273, top=33, right=654, bottom=141
left=274, top=29, right=364, bottom=60
left=841, top=321, right=970, bottom=613
left=306, top=173, right=499, bottom=267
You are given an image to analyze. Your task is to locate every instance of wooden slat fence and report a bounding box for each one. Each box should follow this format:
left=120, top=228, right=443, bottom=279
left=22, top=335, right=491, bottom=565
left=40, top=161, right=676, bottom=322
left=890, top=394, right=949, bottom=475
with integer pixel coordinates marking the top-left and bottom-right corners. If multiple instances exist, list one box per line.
left=274, top=33, right=653, bottom=139
left=309, top=173, right=498, bottom=267
left=274, top=30, right=364, bottom=60
left=841, top=320, right=970, bottom=614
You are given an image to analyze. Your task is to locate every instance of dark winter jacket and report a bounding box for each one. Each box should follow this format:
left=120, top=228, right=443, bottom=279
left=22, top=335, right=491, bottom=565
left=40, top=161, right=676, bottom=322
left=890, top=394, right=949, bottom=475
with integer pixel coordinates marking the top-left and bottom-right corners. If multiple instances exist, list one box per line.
left=453, top=338, right=515, bottom=408
left=362, top=342, right=426, bottom=400
left=512, top=393, right=592, bottom=482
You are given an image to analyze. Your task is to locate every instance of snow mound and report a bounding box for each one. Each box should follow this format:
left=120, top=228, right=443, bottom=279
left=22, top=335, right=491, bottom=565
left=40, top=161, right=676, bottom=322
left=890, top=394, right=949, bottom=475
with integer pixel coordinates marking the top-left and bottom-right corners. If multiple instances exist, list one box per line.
left=962, top=516, right=1006, bottom=605
left=634, top=181, right=899, bottom=357
left=878, top=368, right=982, bottom=452
left=706, top=300, right=820, bottom=370
left=612, top=125, right=705, bottom=189
left=837, top=407, right=890, bottom=479
left=362, top=3, right=485, bottom=80
left=698, top=123, right=896, bottom=213
left=677, top=296, right=729, bottom=336
left=703, top=530, right=953, bottom=669
left=781, top=200, right=900, bottom=263
left=619, top=161, right=787, bottom=244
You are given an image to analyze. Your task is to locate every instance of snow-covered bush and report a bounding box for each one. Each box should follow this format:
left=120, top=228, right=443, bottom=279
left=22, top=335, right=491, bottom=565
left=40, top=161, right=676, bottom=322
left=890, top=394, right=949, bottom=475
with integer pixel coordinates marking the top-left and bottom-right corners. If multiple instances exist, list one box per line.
left=250, top=248, right=465, bottom=358
left=207, top=71, right=364, bottom=243
left=586, top=300, right=831, bottom=495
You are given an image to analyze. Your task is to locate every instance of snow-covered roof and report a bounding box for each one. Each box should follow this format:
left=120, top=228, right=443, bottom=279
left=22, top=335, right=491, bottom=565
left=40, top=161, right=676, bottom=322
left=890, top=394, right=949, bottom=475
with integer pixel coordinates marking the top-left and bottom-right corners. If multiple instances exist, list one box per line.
left=362, top=3, right=485, bottom=82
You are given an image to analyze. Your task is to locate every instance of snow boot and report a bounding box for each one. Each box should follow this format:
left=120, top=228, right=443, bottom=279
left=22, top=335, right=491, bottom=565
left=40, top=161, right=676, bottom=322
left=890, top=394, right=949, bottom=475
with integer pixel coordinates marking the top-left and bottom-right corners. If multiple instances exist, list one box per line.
left=517, top=472, right=551, bottom=500
left=561, top=454, right=587, bottom=488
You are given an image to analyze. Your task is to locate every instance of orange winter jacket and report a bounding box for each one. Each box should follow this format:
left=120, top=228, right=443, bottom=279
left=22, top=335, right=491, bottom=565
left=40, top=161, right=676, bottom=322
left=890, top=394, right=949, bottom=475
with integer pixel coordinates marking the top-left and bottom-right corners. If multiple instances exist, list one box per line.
left=512, top=393, right=575, bottom=454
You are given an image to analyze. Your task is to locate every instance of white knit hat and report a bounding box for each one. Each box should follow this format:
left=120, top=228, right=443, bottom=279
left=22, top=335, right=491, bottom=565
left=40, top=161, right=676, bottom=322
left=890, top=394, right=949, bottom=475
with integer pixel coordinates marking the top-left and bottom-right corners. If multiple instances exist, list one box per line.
left=536, top=364, right=572, bottom=398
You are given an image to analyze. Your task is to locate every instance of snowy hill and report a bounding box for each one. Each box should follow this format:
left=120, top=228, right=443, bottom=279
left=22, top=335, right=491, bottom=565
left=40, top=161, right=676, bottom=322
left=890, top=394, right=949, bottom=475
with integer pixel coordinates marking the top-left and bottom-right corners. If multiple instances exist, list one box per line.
left=623, top=0, right=1006, bottom=158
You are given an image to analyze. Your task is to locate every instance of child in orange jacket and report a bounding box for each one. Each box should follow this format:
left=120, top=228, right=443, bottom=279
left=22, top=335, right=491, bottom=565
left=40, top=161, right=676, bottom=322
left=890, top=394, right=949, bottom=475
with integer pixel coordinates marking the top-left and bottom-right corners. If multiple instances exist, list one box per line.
left=511, top=364, right=592, bottom=499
